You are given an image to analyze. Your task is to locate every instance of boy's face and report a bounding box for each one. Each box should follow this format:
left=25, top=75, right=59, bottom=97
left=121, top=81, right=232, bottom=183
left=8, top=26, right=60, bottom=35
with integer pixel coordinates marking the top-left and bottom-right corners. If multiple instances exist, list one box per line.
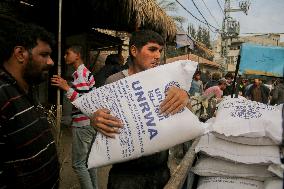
left=226, top=77, right=233, bottom=84
left=64, top=48, right=79, bottom=65
left=131, top=42, right=163, bottom=72
left=195, top=74, right=201, bottom=80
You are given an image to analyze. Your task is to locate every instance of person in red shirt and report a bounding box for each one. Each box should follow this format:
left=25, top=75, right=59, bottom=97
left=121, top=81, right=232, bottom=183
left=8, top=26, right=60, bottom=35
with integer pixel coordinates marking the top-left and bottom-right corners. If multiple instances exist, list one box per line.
left=204, top=78, right=228, bottom=102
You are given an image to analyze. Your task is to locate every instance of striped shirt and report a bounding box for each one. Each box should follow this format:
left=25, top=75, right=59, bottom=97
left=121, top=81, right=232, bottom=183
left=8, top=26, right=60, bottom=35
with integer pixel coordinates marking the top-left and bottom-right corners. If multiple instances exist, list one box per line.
left=0, top=68, right=59, bottom=188
left=66, top=64, right=95, bottom=127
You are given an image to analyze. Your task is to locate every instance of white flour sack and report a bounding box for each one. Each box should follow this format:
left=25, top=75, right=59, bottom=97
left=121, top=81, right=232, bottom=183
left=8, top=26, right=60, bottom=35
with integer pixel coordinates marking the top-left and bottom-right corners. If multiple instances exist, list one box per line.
left=195, top=134, right=281, bottom=164
left=72, top=60, right=207, bottom=168
left=264, top=179, right=283, bottom=189
left=197, top=177, right=264, bottom=189
left=268, top=164, right=284, bottom=178
left=191, top=155, right=275, bottom=181
left=213, top=132, right=275, bottom=146
left=212, top=97, right=283, bottom=144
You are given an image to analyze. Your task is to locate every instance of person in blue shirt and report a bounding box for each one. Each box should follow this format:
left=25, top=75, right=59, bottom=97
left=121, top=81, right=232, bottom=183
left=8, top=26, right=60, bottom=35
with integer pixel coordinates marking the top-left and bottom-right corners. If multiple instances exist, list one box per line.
left=189, top=70, right=203, bottom=96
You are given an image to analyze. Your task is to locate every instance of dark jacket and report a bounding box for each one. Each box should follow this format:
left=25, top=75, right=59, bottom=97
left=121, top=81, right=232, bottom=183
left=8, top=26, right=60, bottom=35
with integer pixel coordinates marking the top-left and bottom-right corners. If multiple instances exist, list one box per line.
left=95, top=64, right=122, bottom=88
left=246, top=84, right=270, bottom=104
left=270, top=83, right=284, bottom=105
left=223, top=84, right=233, bottom=96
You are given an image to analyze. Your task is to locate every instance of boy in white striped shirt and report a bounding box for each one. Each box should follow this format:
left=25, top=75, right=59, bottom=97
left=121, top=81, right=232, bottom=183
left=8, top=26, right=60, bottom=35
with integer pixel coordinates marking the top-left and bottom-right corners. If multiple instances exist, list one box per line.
left=51, top=45, right=97, bottom=189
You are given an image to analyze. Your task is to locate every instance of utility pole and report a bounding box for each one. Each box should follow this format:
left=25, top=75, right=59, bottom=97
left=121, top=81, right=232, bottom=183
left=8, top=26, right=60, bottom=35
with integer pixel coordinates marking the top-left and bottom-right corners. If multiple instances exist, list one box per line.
left=221, top=0, right=250, bottom=72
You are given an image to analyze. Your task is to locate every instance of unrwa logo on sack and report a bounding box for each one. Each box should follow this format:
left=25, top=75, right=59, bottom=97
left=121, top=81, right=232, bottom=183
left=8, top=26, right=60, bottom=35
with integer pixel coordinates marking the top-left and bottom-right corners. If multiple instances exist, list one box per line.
left=164, top=81, right=181, bottom=91
left=132, top=80, right=158, bottom=140
left=164, top=81, right=185, bottom=114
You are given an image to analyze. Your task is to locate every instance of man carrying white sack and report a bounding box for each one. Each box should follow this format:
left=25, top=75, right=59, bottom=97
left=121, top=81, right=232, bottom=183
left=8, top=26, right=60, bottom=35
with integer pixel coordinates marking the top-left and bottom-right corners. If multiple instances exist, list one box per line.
left=91, top=30, right=190, bottom=189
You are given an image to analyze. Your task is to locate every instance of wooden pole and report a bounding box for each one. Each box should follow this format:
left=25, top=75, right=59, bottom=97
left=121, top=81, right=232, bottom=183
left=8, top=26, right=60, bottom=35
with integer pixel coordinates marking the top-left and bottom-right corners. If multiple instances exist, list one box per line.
left=231, top=54, right=241, bottom=98
left=187, top=46, right=190, bottom=60
left=164, top=138, right=200, bottom=189
left=56, top=0, right=63, bottom=146
left=164, top=37, right=167, bottom=65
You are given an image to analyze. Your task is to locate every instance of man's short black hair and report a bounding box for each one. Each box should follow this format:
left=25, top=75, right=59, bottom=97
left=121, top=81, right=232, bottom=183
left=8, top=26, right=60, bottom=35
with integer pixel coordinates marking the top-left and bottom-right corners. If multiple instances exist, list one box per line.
left=194, top=70, right=201, bottom=76
left=0, top=16, right=55, bottom=64
left=129, top=30, right=164, bottom=52
left=224, top=72, right=233, bottom=79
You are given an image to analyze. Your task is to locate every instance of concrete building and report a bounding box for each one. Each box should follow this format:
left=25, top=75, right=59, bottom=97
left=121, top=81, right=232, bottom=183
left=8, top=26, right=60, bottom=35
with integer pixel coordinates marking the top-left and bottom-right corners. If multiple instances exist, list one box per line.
left=240, top=33, right=281, bottom=46
left=213, top=33, right=281, bottom=72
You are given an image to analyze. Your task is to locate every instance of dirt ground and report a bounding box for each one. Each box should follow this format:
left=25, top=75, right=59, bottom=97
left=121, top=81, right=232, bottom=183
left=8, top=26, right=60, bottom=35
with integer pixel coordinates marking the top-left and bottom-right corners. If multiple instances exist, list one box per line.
left=58, top=125, right=180, bottom=189
left=58, top=125, right=111, bottom=189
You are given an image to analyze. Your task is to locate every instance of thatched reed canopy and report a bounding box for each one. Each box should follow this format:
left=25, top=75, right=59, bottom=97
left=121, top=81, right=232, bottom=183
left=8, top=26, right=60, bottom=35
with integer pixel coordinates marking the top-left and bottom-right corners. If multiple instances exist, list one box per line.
left=89, top=0, right=177, bottom=40
left=0, top=0, right=177, bottom=40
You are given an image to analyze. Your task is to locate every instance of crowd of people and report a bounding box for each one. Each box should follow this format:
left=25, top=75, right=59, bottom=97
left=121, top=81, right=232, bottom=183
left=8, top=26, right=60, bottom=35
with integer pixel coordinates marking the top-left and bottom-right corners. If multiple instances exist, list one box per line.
left=189, top=70, right=284, bottom=106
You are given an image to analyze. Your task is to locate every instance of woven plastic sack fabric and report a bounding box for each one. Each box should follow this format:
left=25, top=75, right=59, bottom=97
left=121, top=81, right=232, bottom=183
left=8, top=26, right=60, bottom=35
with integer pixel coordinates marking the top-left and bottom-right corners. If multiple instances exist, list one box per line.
left=213, top=132, right=275, bottom=146
left=191, top=155, right=275, bottom=181
left=268, top=164, right=284, bottom=178
left=195, top=134, right=281, bottom=165
left=197, top=177, right=264, bottom=189
left=212, top=97, right=283, bottom=144
left=264, top=179, right=282, bottom=189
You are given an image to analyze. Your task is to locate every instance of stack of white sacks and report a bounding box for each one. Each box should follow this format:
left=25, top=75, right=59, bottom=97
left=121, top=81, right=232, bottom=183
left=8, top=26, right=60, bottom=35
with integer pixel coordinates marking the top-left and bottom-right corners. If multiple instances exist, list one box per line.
left=191, top=97, right=284, bottom=189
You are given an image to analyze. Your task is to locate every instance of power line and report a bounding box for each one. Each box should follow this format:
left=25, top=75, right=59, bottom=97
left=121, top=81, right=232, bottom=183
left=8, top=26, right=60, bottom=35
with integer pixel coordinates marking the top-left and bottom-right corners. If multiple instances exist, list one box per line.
left=201, top=0, right=221, bottom=27
left=217, top=0, right=224, bottom=15
left=175, top=0, right=219, bottom=32
left=191, top=0, right=218, bottom=33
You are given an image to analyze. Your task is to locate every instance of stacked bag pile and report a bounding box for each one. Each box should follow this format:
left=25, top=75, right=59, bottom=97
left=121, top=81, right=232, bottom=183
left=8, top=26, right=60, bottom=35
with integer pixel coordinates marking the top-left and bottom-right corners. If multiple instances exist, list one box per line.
left=191, top=97, right=284, bottom=189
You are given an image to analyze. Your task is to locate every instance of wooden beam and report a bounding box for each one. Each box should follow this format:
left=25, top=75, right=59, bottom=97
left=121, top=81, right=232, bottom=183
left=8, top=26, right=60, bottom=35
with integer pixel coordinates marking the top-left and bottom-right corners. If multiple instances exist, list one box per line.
left=164, top=138, right=200, bottom=189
